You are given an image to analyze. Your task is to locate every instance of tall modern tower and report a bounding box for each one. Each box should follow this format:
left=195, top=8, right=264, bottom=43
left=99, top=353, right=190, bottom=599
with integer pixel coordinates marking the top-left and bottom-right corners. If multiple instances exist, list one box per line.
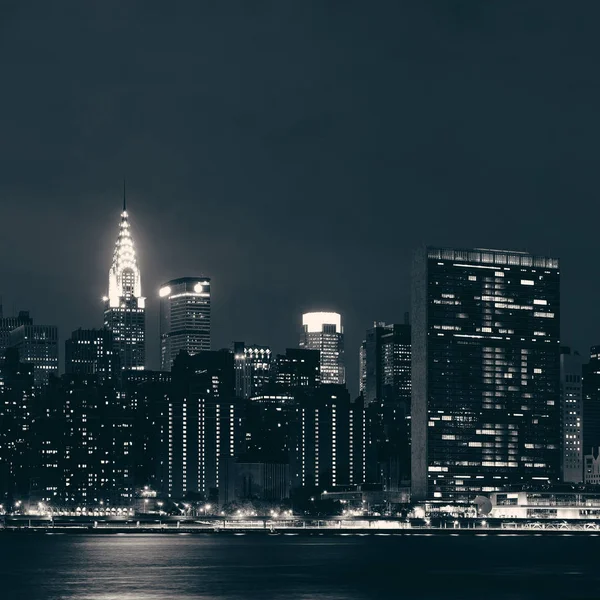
left=300, top=312, right=345, bottom=385
left=560, top=347, right=583, bottom=483
left=159, top=277, right=211, bottom=371
left=103, top=189, right=145, bottom=371
left=411, top=247, right=561, bottom=501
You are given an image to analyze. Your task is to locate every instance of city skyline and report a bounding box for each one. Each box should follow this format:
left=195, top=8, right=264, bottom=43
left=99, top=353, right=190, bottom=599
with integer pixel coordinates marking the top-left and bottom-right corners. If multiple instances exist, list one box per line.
left=0, top=202, right=597, bottom=396
left=3, top=4, right=600, bottom=398
left=3, top=3, right=600, bottom=598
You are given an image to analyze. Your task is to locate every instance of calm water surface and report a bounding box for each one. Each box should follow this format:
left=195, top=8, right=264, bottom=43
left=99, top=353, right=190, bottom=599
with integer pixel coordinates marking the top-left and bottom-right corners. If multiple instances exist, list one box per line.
left=1, top=533, right=599, bottom=599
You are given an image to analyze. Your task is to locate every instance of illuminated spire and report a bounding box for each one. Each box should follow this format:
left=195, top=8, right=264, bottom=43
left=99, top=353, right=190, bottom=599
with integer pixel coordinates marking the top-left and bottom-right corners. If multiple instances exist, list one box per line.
left=106, top=192, right=142, bottom=308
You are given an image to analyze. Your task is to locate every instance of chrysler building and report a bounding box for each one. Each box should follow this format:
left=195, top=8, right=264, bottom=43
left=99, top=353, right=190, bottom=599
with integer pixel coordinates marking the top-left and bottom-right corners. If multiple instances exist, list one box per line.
left=103, top=188, right=145, bottom=370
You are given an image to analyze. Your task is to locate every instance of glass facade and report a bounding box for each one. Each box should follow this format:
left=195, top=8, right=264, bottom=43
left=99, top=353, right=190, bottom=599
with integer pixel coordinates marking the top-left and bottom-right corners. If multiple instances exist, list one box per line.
left=412, top=247, right=561, bottom=501
left=300, top=312, right=345, bottom=385
left=159, top=278, right=211, bottom=371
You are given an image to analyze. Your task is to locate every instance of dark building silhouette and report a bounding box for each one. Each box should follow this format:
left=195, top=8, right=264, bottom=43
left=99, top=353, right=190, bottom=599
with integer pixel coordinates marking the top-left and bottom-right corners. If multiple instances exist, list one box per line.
left=271, top=348, right=321, bottom=392
left=0, top=349, right=35, bottom=502
left=10, top=324, right=59, bottom=387
left=412, top=247, right=561, bottom=501
left=219, top=457, right=290, bottom=505
left=361, top=319, right=412, bottom=489
left=65, top=328, right=118, bottom=382
left=560, top=347, right=583, bottom=483
left=159, top=277, right=211, bottom=371
left=0, top=309, right=33, bottom=360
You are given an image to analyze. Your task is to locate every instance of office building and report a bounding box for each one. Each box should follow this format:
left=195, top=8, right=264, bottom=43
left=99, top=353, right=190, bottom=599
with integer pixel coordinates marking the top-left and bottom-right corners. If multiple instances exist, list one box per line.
left=363, top=320, right=411, bottom=406
left=411, top=247, right=561, bottom=501
left=271, top=348, right=321, bottom=393
left=233, top=342, right=272, bottom=399
left=560, top=347, right=583, bottom=483
left=10, top=324, right=59, bottom=387
left=65, top=328, right=118, bottom=382
left=159, top=277, right=211, bottom=371
left=300, top=312, right=345, bottom=385
left=103, top=193, right=145, bottom=370
left=583, top=347, right=600, bottom=460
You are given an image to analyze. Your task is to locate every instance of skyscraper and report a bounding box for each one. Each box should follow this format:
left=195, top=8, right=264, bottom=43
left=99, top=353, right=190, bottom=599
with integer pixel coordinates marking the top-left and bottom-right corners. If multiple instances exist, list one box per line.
left=360, top=319, right=412, bottom=488
left=9, top=324, right=59, bottom=387
left=560, top=347, right=583, bottom=483
left=233, top=342, right=271, bottom=399
left=363, top=320, right=411, bottom=406
left=411, top=247, right=561, bottom=501
left=159, top=277, right=211, bottom=371
left=300, top=312, right=345, bottom=385
left=103, top=191, right=145, bottom=371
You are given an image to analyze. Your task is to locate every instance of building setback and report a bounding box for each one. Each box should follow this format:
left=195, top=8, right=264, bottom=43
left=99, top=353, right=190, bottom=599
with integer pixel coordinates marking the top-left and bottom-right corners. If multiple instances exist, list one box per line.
left=411, top=247, right=561, bottom=501
left=160, top=277, right=211, bottom=371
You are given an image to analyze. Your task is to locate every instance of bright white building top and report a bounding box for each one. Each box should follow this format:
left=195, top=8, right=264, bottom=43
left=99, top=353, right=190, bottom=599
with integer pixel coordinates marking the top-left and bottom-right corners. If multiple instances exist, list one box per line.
left=302, top=312, right=342, bottom=333
left=107, top=195, right=143, bottom=308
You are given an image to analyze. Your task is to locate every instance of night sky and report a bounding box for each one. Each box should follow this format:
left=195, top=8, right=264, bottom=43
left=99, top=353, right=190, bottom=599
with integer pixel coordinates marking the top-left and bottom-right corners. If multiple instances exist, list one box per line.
left=1, top=1, right=599, bottom=394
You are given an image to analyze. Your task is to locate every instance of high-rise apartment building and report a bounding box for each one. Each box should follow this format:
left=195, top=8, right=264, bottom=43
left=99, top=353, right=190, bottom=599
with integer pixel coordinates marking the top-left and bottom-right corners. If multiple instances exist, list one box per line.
left=411, top=247, right=561, bottom=501
left=290, top=384, right=353, bottom=490
left=103, top=193, right=145, bottom=370
left=10, top=324, right=59, bottom=387
left=65, top=328, right=118, bottom=382
left=560, top=347, right=583, bottom=483
left=167, top=351, right=242, bottom=499
left=300, top=312, right=345, bottom=385
left=159, top=277, right=211, bottom=371
left=233, top=342, right=271, bottom=399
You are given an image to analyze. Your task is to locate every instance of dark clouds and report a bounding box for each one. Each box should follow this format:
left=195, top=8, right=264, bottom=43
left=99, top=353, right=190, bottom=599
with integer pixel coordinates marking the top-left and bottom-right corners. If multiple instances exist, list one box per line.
left=1, top=1, right=599, bottom=393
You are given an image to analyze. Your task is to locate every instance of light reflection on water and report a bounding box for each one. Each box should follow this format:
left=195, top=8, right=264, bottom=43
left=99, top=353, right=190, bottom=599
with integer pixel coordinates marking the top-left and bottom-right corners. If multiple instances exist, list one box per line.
left=1, top=533, right=600, bottom=600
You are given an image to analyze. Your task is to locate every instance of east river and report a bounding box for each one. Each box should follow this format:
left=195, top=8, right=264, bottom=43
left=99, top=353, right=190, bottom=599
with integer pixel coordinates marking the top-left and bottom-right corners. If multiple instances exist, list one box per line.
left=1, top=532, right=599, bottom=599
